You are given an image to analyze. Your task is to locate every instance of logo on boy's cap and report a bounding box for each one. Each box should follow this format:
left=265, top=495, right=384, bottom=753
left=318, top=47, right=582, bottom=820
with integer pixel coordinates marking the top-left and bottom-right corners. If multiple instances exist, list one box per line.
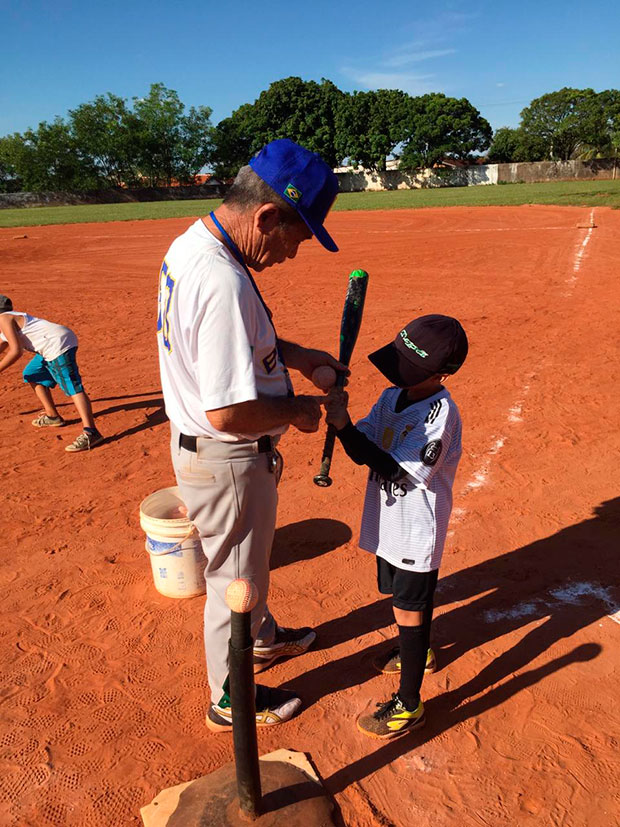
left=284, top=183, right=301, bottom=203
left=400, top=330, right=428, bottom=358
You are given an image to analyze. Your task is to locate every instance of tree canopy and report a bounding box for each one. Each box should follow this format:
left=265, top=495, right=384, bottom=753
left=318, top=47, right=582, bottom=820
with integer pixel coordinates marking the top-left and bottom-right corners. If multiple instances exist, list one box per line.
left=0, top=83, right=214, bottom=192
left=2, top=79, right=620, bottom=193
left=399, top=94, right=492, bottom=170
left=334, top=89, right=411, bottom=171
left=210, top=77, right=344, bottom=175
left=519, top=88, right=605, bottom=162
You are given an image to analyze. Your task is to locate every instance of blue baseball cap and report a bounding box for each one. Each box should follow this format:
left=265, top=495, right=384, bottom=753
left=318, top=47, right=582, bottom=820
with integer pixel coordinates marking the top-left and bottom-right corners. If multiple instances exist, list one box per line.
left=249, top=139, right=339, bottom=252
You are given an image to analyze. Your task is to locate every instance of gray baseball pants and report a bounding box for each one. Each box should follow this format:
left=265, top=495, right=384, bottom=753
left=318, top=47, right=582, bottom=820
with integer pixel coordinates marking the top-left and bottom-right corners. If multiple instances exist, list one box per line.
left=170, top=424, right=278, bottom=702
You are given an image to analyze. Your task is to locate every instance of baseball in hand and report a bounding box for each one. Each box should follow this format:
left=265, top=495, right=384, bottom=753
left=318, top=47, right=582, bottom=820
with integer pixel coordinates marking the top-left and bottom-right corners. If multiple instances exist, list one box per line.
left=311, top=365, right=337, bottom=391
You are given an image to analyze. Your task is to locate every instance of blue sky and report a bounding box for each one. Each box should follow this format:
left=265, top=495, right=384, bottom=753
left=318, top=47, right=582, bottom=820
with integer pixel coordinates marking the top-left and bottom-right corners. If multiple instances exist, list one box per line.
left=2, top=0, right=619, bottom=138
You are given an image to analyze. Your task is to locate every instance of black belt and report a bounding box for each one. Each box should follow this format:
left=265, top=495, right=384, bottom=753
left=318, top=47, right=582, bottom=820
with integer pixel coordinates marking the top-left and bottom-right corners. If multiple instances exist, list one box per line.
left=180, top=433, right=274, bottom=453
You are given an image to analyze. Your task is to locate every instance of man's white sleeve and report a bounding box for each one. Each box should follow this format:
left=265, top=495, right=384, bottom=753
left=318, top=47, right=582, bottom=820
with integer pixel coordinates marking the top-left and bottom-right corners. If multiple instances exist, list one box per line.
left=196, top=273, right=259, bottom=410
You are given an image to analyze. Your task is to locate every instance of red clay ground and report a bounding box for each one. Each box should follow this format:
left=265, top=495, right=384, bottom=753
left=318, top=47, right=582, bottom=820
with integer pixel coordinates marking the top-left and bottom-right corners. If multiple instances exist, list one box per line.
left=0, top=205, right=619, bottom=827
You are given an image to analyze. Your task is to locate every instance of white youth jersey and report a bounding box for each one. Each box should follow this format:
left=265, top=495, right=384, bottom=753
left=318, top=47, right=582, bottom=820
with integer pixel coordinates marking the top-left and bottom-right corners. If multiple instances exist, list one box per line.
left=157, top=219, right=291, bottom=441
left=0, top=312, right=77, bottom=362
left=357, top=387, right=462, bottom=572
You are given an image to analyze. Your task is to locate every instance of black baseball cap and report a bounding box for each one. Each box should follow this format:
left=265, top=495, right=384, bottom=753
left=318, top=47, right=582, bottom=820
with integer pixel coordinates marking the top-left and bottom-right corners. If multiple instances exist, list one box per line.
left=0, top=295, right=12, bottom=313
left=369, top=314, right=468, bottom=388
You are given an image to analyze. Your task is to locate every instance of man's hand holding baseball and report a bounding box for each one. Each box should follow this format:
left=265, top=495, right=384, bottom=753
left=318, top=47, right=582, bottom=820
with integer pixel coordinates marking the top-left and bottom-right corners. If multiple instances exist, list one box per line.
left=278, top=340, right=349, bottom=386
left=325, top=388, right=350, bottom=430
left=291, top=394, right=324, bottom=433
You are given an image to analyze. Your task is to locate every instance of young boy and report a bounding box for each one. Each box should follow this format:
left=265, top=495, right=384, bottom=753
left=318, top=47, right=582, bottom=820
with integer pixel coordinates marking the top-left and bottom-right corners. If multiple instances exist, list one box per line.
left=325, top=314, right=468, bottom=739
left=0, top=295, right=103, bottom=452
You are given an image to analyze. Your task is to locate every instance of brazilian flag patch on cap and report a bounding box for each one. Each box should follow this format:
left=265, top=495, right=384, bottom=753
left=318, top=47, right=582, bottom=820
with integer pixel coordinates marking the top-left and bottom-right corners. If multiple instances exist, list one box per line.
left=284, top=183, right=301, bottom=203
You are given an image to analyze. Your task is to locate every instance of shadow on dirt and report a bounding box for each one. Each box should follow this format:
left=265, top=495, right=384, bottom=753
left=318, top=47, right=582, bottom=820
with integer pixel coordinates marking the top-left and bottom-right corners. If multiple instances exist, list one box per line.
left=18, top=389, right=167, bottom=442
left=289, top=496, right=618, bottom=794
left=19, top=389, right=162, bottom=415
left=271, top=519, right=353, bottom=570
left=97, top=397, right=167, bottom=444
left=18, top=392, right=167, bottom=440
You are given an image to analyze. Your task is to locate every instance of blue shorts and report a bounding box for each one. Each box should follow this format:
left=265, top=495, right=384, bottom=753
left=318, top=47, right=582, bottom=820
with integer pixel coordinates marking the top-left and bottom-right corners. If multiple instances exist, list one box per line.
left=22, top=347, right=84, bottom=396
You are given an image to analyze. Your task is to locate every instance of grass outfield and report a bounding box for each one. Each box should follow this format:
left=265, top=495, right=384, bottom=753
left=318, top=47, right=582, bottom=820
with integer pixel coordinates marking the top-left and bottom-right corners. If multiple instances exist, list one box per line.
left=2, top=179, right=620, bottom=228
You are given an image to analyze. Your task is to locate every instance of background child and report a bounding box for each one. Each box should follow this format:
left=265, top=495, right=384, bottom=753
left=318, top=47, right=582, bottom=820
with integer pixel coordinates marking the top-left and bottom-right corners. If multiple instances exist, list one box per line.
left=325, top=314, right=468, bottom=739
left=0, top=295, right=103, bottom=452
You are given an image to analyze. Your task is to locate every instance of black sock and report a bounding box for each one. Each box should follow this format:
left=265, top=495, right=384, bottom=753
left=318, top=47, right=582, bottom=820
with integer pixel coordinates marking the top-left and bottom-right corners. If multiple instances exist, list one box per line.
left=398, top=624, right=426, bottom=710
left=422, top=603, right=433, bottom=653
left=84, top=426, right=98, bottom=435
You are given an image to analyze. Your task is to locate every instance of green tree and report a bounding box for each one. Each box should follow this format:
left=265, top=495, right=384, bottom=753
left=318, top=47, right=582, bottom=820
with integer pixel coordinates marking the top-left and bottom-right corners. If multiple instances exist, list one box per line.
left=250, top=77, right=344, bottom=167
left=0, top=120, right=97, bottom=191
left=132, top=83, right=214, bottom=185
left=212, top=77, right=344, bottom=177
left=0, top=137, right=23, bottom=192
left=487, top=126, right=548, bottom=163
left=487, top=127, right=521, bottom=162
left=519, top=88, right=605, bottom=161
left=399, top=94, right=492, bottom=170
left=335, top=89, right=411, bottom=171
left=69, top=93, right=139, bottom=187
left=576, top=89, right=620, bottom=160
left=211, top=104, right=255, bottom=179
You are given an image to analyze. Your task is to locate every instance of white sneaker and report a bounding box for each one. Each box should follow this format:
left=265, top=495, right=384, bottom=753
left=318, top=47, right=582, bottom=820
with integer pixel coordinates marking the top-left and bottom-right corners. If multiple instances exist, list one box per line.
left=206, top=684, right=302, bottom=732
left=253, top=625, right=316, bottom=673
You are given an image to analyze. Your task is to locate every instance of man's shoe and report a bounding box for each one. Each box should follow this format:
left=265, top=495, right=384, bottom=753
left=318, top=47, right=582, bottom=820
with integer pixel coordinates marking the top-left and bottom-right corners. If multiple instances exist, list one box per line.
left=357, top=693, right=426, bottom=740
left=253, top=625, right=316, bottom=673
left=206, top=684, right=302, bottom=732
left=65, top=430, right=104, bottom=453
left=32, top=413, right=65, bottom=427
left=373, top=647, right=436, bottom=675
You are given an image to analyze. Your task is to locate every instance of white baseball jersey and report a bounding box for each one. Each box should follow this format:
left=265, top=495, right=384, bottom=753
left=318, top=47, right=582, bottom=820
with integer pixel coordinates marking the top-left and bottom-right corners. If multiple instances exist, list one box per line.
left=0, top=312, right=77, bottom=362
left=157, top=219, right=290, bottom=441
left=357, top=387, right=462, bottom=572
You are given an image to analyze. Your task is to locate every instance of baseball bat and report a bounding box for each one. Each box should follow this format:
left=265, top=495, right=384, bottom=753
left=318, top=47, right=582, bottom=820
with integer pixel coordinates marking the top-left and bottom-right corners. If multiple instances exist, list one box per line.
left=314, top=269, right=369, bottom=487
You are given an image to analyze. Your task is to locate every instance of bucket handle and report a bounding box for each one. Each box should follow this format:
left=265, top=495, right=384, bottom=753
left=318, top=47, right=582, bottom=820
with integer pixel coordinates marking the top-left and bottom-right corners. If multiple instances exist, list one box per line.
left=145, top=525, right=199, bottom=557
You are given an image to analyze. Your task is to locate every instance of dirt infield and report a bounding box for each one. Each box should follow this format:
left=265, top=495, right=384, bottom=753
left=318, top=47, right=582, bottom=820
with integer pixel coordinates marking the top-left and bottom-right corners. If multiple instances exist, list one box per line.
left=1, top=205, right=619, bottom=826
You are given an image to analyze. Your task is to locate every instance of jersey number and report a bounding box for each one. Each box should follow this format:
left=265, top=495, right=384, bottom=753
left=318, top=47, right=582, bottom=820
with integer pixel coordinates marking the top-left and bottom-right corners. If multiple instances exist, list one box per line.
left=157, top=261, right=175, bottom=353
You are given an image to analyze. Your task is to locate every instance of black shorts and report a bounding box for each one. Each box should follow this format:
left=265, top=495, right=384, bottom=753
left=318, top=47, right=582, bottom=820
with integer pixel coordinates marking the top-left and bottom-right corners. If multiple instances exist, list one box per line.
left=377, top=557, right=439, bottom=611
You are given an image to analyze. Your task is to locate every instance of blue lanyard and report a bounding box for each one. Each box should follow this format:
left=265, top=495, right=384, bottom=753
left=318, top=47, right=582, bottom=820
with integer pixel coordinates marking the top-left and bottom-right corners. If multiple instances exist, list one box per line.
left=208, top=212, right=293, bottom=395
left=209, top=211, right=273, bottom=322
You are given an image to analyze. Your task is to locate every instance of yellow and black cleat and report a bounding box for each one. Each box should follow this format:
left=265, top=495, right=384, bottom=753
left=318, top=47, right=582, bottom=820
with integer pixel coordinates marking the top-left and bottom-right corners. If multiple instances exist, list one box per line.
left=357, top=693, right=426, bottom=740
left=373, top=647, right=437, bottom=675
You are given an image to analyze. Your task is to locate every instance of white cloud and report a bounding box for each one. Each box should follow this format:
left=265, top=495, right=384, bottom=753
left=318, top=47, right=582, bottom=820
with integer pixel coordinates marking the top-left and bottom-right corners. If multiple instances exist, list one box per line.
left=384, top=48, right=456, bottom=68
left=496, top=82, right=506, bottom=88
left=339, top=11, right=477, bottom=96
left=342, top=69, right=436, bottom=95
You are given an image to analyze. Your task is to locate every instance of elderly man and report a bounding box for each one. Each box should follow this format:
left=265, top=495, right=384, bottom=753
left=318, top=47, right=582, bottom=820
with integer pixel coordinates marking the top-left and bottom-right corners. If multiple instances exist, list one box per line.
left=157, top=139, right=343, bottom=731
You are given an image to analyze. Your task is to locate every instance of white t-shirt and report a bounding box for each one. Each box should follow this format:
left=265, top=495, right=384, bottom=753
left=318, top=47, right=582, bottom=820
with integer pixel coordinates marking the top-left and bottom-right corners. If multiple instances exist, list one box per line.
left=357, top=387, right=462, bottom=572
left=157, top=219, right=291, bottom=441
left=0, top=312, right=78, bottom=362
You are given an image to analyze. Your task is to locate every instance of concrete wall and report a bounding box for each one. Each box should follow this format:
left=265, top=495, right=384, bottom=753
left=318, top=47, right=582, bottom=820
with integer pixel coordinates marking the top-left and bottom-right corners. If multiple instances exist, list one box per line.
left=0, top=183, right=226, bottom=210
left=335, top=164, right=498, bottom=192
left=3, top=159, right=618, bottom=206
left=497, top=158, right=619, bottom=183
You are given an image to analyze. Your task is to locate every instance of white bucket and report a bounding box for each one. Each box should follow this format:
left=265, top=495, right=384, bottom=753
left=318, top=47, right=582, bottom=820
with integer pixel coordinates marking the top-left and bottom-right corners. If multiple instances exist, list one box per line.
left=139, top=486, right=206, bottom=598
